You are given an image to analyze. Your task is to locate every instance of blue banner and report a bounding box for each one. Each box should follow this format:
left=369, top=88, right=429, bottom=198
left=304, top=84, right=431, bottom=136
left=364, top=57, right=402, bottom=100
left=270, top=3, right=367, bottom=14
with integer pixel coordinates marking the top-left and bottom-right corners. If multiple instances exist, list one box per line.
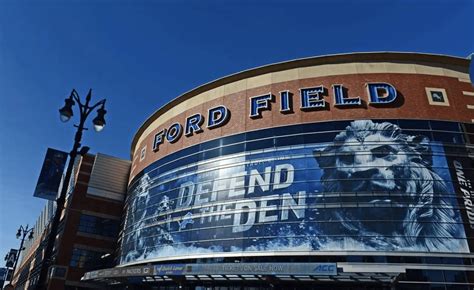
left=33, top=148, right=68, bottom=200
left=5, top=249, right=17, bottom=268
left=121, top=120, right=470, bottom=264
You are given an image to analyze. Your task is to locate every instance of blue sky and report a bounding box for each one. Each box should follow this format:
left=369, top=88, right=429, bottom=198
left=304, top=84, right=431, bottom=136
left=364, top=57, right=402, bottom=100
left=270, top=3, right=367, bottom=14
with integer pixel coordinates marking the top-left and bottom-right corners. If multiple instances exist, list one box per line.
left=0, top=0, right=473, bottom=262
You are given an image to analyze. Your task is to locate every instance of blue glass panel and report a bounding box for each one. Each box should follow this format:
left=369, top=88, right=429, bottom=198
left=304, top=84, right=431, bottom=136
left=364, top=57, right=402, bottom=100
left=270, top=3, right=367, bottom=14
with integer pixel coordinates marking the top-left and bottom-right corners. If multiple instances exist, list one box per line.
left=430, top=121, right=461, bottom=132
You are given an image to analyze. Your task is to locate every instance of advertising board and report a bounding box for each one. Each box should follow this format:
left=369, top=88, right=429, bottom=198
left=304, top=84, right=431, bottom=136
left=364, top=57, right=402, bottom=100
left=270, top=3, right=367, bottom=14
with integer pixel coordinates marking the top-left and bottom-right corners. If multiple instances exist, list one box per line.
left=121, top=120, right=472, bottom=264
left=83, top=262, right=337, bottom=280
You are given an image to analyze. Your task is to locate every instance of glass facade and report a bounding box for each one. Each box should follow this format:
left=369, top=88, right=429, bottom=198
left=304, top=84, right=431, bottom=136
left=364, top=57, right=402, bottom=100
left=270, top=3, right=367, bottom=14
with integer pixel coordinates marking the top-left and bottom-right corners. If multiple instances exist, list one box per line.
left=120, top=119, right=474, bottom=265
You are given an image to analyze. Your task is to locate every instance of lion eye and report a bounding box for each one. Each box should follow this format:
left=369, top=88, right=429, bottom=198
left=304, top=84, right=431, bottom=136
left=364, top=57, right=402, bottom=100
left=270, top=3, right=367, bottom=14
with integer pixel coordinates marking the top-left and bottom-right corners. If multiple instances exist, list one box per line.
left=338, top=153, right=354, bottom=164
left=371, top=145, right=396, bottom=159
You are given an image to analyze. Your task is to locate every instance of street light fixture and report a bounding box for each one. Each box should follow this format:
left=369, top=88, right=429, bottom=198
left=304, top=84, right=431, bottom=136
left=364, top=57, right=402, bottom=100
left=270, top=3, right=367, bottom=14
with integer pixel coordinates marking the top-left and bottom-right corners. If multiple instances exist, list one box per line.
left=36, top=89, right=107, bottom=290
left=92, top=104, right=107, bottom=132
left=58, top=89, right=107, bottom=132
left=58, top=96, right=75, bottom=122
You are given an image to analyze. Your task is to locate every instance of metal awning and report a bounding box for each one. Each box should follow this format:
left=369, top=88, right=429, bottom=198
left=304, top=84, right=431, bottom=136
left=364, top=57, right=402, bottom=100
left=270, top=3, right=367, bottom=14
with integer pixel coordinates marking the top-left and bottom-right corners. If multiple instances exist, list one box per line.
left=82, top=263, right=401, bottom=286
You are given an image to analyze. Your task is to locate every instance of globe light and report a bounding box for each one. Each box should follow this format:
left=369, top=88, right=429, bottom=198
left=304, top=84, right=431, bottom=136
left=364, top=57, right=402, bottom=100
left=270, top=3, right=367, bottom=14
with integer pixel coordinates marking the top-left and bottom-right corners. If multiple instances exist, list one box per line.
left=59, top=98, right=75, bottom=122
left=92, top=106, right=107, bottom=132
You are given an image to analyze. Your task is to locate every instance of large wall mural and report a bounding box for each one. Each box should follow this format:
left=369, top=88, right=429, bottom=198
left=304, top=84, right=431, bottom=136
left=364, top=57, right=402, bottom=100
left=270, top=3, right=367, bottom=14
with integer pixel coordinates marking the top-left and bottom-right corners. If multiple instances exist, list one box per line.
left=120, top=120, right=472, bottom=265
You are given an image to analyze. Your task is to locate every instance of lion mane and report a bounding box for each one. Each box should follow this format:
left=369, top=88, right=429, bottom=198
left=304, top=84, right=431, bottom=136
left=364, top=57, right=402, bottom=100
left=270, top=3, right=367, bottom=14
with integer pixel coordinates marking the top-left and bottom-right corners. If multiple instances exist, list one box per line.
left=314, top=120, right=460, bottom=251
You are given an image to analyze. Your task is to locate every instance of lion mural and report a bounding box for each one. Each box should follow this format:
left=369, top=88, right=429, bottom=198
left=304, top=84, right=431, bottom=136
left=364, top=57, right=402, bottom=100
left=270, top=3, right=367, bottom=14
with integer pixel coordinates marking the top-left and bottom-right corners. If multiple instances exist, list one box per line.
left=314, top=120, right=465, bottom=251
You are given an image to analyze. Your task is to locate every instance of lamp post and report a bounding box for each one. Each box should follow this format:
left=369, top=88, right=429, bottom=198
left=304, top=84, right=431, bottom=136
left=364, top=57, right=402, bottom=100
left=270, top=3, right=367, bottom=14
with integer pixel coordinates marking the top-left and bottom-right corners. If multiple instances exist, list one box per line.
left=4, top=225, right=34, bottom=287
left=36, top=89, right=107, bottom=290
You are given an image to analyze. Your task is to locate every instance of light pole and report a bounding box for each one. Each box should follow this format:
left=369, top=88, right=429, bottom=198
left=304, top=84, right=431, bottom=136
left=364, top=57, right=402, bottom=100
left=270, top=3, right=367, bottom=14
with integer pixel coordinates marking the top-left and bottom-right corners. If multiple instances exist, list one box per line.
left=4, top=225, right=34, bottom=287
left=36, top=89, right=107, bottom=290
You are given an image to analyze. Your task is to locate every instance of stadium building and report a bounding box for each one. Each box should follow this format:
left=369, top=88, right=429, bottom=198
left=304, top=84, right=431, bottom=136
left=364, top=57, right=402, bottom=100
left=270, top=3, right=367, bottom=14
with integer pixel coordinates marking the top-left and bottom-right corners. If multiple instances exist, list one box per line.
left=40, top=52, right=474, bottom=289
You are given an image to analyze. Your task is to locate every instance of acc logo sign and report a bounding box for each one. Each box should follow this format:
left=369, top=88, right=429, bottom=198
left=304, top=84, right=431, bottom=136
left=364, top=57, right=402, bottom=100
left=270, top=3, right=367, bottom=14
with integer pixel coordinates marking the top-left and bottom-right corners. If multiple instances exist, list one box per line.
left=313, top=263, right=337, bottom=275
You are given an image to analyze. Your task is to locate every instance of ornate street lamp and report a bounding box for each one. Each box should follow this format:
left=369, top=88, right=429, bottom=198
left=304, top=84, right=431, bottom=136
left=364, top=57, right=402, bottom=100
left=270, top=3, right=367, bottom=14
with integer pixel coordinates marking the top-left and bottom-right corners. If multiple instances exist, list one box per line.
left=36, top=89, right=107, bottom=290
left=4, top=225, right=34, bottom=287
left=58, top=89, right=107, bottom=132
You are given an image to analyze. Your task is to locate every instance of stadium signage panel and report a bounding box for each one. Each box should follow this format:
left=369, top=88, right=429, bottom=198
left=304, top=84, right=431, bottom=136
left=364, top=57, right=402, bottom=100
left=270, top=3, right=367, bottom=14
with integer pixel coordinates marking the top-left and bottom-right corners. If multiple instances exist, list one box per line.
left=184, top=263, right=337, bottom=275
left=250, top=82, right=397, bottom=118
left=124, top=119, right=473, bottom=265
left=83, top=263, right=337, bottom=279
left=153, top=105, right=230, bottom=152
left=152, top=82, right=397, bottom=151
left=453, top=160, right=474, bottom=228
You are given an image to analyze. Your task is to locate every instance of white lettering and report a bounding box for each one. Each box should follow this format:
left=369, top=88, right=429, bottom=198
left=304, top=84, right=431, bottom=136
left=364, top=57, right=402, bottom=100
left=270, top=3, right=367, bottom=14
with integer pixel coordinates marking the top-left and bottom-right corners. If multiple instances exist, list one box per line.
left=281, top=191, right=306, bottom=220
left=194, top=181, right=212, bottom=206
left=228, top=172, right=246, bottom=198
left=233, top=201, right=256, bottom=233
left=248, top=166, right=271, bottom=194
left=273, top=164, right=294, bottom=190
left=258, top=194, right=279, bottom=222
left=177, top=181, right=194, bottom=208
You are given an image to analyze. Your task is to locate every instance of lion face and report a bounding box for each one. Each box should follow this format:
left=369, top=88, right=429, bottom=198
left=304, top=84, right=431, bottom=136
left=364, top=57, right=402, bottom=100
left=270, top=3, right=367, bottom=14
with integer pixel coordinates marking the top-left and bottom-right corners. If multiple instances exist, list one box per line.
left=314, top=120, right=455, bottom=244
left=331, top=133, right=413, bottom=228
left=335, top=133, right=409, bottom=193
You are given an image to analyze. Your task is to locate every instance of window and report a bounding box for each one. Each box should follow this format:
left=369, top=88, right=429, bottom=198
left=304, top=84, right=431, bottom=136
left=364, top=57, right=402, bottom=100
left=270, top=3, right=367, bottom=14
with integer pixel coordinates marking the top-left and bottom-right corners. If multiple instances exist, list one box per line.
left=398, top=120, right=430, bottom=130
left=50, top=266, right=67, bottom=278
left=78, top=214, right=120, bottom=238
left=70, top=248, right=105, bottom=269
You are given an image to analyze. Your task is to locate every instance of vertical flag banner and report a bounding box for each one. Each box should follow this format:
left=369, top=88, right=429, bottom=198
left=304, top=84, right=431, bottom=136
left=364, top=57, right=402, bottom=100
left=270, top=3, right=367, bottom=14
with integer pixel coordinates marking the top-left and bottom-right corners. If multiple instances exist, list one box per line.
left=5, top=249, right=17, bottom=268
left=33, top=148, right=68, bottom=200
